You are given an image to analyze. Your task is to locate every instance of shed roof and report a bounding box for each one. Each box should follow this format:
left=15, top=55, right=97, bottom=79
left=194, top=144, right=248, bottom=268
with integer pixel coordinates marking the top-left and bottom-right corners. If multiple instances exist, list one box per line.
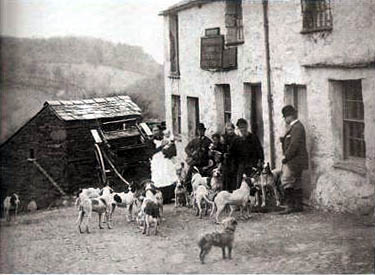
left=45, top=95, right=142, bottom=121
left=159, top=0, right=217, bottom=16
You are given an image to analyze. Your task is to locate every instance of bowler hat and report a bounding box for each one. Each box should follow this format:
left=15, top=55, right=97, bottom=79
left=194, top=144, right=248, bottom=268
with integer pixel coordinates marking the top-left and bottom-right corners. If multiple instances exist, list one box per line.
left=236, top=118, right=248, bottom=127
left=198, top=123, right=206, bottom=130
left=282, top=105, right=297, bottom=117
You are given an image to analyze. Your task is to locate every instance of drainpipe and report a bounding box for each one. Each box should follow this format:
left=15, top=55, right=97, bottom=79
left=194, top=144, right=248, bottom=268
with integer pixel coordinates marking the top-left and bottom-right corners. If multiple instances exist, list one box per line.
left=262, top=0, right=276, bottom=169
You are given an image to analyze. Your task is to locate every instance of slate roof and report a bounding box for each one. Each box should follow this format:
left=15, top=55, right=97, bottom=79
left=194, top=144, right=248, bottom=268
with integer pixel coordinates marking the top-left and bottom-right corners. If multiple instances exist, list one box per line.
left=159, top=0, right=216, bottom=15
left=45, top=96, right=142, bottom=121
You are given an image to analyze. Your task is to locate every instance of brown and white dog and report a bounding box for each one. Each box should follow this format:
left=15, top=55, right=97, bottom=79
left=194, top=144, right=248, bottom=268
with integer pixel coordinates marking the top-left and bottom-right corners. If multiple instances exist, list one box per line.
left=3, top=193, right=20, bottom=222
left=211, top=174, right=257, bottom=223
left=198, top=217, right=238, bottom=264
left=76, top=186, right=114, bottom=233
left=75, top=187, right=101, bottom=208
left=174, top=179, right=188, bottom=208
left=139, top=196, right=160, bottom=236
left=255, top=162, right=281, bottom=208
left=145, top=182, right=163, bottom=222
left=194, top=185, right=214, bottom=219
left=112, top=184, right=137, bottom=222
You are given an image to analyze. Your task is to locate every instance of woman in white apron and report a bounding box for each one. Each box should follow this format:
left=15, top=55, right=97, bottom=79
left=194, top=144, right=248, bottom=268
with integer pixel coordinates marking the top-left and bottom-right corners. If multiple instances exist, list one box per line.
left=150, top=130, right=178, bottom=202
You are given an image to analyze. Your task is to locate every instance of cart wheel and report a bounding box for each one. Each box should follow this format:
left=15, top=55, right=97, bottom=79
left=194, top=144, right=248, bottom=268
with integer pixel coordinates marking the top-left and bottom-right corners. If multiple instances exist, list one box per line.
left=94, top=144, right=107, bottom=185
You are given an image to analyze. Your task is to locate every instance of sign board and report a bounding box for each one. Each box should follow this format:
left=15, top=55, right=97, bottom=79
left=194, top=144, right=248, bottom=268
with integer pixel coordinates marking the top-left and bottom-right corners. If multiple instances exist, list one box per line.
left=200, top=35, right=224, bottom=70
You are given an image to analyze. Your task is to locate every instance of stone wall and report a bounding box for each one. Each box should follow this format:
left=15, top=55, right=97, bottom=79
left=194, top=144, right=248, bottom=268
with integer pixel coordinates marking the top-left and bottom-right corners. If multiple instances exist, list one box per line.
left=162, top=0, right=375, bottom=213
left=0, top=107, right=67, bottom=212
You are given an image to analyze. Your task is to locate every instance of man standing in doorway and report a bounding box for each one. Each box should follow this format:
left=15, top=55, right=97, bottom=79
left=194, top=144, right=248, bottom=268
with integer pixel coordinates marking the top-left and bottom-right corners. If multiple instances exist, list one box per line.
left=185, top=123, right=212, bottom=193
left=279, top=105, right=308, bottom=214
left=222, top=122, right=238, bottom=192
left=229, top=118, right=264, bottom=189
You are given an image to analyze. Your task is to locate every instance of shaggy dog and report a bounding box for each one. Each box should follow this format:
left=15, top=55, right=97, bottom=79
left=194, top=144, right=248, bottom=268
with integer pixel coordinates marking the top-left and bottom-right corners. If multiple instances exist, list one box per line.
left=198, top=217, right=238, bottom=264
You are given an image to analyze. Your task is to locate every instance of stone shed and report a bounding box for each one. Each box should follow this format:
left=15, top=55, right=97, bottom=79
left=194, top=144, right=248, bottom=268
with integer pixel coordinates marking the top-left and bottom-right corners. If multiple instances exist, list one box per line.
left=0, top=95, right=146, bottom=211
left=160, top=0, right=375, bottom=213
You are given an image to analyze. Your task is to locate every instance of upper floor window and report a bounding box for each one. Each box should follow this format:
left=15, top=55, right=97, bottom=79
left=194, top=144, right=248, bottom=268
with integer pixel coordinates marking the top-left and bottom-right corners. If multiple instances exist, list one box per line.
left=225, top=0, right=244, bottom=45
left=169, top=14, right=179, bottom=76
left=301, top=0, right=333, bottom=33
left=171, top=95, right=181, bottom=136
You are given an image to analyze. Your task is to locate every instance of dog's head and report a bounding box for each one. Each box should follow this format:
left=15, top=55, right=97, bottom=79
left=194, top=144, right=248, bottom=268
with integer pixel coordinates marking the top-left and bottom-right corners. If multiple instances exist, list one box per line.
left=221, top=217, right=238, bottom=232
left=261, top=162, right=272, bottom=175
left=10, top=193, right=20, bottom=205
left=211, top=167, right=222, bottom=178
left=100, top=185, right=114, bottom=196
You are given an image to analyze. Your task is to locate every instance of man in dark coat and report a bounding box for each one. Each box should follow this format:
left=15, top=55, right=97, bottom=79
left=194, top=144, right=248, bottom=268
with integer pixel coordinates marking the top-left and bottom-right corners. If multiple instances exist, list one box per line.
left=222, top=122, right=238, bottom=192
left=279, top=105, right=309, bottom=214
left=229, top=119, right=264, bottom=189
left=185, top=123, right=212, bottom=192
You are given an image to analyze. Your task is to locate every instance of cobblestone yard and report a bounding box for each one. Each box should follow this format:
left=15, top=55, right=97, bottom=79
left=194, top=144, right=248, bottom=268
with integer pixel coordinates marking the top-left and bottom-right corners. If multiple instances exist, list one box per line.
left=1, top=204, right=374, bottom=273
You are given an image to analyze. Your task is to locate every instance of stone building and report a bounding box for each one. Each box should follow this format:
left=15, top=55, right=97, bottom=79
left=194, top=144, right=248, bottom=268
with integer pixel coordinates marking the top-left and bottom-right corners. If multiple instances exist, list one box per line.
left=0, top=96, right=150, bottom=211
left=160, top=0, right=375, bottom=213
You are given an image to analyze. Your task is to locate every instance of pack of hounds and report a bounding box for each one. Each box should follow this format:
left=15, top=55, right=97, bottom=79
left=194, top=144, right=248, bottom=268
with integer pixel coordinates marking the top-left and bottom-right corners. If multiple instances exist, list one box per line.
left=3, top=160, right=282, bottom=264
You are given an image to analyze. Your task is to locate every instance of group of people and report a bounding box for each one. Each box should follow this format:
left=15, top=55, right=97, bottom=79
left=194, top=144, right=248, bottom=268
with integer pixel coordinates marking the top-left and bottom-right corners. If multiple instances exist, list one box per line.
left=150, top=104, right=308, bottom=215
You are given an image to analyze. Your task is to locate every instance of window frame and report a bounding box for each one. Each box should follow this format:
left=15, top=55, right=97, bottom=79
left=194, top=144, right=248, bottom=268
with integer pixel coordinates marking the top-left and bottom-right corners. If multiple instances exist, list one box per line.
left=169, top=14, right=180, bottom=77
left=342, top=80, right=366, bottom=160
left=171, top=95, right=182, bottom=136
left=300, top=0, right=333, bottom=34
left=225, top=0, right=244, bottom=45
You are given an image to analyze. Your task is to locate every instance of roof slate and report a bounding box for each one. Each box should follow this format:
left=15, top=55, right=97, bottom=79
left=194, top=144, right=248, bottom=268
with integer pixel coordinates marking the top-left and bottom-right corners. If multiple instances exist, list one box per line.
left=45, top=96, right=142, bottom=121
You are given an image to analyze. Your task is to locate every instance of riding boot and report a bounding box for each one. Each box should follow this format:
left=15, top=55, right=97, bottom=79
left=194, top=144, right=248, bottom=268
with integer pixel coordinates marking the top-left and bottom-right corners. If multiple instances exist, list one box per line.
left=294, top=188, right=304, bottom=212
left=278, top=188, right=294, bottom=215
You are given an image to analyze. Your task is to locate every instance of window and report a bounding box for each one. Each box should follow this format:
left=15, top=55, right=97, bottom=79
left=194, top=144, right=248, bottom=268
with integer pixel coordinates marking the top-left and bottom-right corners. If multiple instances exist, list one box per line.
left=224, top=87, right=232, bottom=124
left=169, top=14, right=179, bottom=76
left=225, top=0, right=244, bottom=45
left=301, top=0, right=332, bottom=33
left=187, top=97, right=200, bottom=138
left=330, top=79, right=366, bottom=168
left=284, top=84, right=308, bottom=127
left=343, top=80, right=365, bottom=159
left=200, top=29, right=237, bottom=71
left=171, top=95, right=181, bottom=136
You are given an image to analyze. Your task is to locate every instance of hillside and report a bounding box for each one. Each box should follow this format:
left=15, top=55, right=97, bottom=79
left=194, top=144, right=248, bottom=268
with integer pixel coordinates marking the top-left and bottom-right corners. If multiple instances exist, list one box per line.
left=0, top=36, right=165, bottom=142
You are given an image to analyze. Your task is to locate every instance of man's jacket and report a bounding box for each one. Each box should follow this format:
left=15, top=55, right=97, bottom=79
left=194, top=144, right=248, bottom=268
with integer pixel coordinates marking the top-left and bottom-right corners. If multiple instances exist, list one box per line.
left=281, top=121, right=309, bottom=173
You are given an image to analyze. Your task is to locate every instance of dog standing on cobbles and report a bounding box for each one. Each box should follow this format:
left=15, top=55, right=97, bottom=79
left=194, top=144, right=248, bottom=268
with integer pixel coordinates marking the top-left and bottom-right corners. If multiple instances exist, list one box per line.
left=198, top=217, right=238, bottom=264
left=255, top=162, right=281, bottom=208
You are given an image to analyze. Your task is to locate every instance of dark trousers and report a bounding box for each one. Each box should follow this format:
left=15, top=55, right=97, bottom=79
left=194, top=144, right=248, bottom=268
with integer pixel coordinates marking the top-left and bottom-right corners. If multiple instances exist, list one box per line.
left=223, top=159, right=236, bottom=192
left=283, top=187, right=303, bottom=210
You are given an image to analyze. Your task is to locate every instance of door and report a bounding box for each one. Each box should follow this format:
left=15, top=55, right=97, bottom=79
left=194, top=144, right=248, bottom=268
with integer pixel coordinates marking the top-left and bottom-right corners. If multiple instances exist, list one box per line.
left=215, top=84, right=231, bottom=132
left=244, top=83, right=264, bottom=145
left=187, top=97, right=200, bottom=138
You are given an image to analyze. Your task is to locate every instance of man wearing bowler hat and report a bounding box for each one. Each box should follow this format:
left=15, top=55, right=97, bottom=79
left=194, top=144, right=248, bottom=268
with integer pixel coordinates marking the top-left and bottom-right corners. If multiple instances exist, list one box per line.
left=185, top=123, right=212, bottom=193
left=279, top=105, right=309, bottom=214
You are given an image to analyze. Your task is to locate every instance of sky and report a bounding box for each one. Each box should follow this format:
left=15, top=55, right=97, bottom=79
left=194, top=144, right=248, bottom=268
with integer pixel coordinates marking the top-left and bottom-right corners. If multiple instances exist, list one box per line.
left=0, top=0, right=181, bottom=63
